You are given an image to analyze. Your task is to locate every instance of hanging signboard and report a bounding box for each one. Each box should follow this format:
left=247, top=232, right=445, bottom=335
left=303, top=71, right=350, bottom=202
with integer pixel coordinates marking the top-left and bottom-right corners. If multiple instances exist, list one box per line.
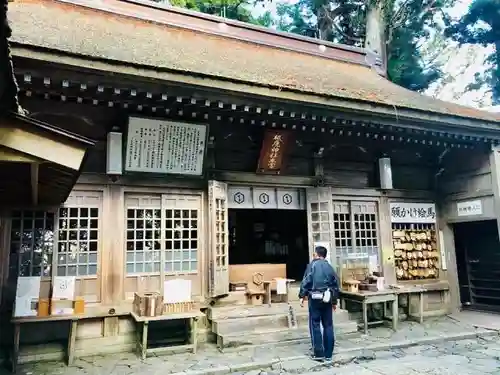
left=457, top=199, right=483, bottom=217
left=228, top=186, right=253, bottom=209
left=228, top=186, right=305, bottom=210
left=252, top=187, right=278, bottom=209
left=257, top=130, right=291, bottom=174
left=390, top=202, right=436, bottom=223
left=125, top=117, right=207, bottom=176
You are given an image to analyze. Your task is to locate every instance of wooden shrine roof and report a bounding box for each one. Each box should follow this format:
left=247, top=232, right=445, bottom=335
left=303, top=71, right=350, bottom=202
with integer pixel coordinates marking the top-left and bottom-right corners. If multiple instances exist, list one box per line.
left=0, top=112, right=95, bottom=206
left=7, top=0, right=500, bottom=126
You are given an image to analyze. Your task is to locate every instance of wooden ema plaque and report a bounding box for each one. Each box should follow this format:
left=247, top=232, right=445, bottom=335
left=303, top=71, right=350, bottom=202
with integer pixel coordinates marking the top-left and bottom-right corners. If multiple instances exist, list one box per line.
left=257, top=130, right=291, bottom=174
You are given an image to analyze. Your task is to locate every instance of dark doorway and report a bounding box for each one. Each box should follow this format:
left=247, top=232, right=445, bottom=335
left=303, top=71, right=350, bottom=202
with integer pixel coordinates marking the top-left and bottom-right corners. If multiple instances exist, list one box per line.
left=228, top=209, right=309, bottom=281
left=453, top=220, right=500, bottom=312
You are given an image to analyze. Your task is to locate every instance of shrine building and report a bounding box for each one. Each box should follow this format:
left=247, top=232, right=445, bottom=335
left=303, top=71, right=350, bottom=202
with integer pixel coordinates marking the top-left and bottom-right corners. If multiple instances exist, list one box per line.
left=1, top=0, right=500, bottom=364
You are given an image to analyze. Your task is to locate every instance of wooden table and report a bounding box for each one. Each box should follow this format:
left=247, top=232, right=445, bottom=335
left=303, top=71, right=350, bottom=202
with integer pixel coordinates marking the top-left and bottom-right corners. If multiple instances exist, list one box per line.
left=339, top=290, right=398, bottom=334
left=131, top=311, right=204, bottom=360
left=395, top=283, right=450, bottom=323
left=395, top=286, right=425, bottom=324
left=10, top=311, right=128, bottom=373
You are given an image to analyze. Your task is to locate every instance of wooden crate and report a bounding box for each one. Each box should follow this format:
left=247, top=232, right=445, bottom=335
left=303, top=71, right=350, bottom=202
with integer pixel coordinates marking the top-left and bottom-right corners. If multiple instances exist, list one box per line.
left=134, top=292, right=164, bottom=317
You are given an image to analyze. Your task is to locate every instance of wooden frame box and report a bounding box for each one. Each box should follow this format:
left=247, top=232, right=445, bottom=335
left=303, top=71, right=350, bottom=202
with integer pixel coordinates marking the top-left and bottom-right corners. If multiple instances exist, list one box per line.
left=133, top=292, right=164, bottom=317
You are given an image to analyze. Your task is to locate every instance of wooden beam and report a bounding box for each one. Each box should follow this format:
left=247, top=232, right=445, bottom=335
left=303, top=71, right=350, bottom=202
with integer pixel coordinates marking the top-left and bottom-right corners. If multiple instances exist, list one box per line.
left=12, top=46, right=500, bottom=132
left=211, top=170, right=436, bottom=199
left=0, top=124, right=86, bottom=170
left=31, top=163, right=39, bottom=205
left=0, top=146, right=41, bottom=163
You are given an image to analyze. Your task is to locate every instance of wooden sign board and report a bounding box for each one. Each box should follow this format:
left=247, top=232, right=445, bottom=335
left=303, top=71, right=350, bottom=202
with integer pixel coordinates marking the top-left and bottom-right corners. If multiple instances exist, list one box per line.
left=257, top=130, right=291, bottom=174
left=125, top=117, right=207, bottom=176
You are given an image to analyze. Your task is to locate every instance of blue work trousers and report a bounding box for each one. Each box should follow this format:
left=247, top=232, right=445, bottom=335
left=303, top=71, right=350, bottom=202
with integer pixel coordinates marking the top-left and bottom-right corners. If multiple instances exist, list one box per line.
left=308, top=298, right=334, bottom=358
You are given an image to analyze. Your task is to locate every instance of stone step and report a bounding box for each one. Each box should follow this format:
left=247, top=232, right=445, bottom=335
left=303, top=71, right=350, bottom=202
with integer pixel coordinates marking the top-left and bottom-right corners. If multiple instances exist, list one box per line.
left=208, top=301, right=346, bottom=320
left=212, top=309, right=351, bottom=335
left=218, top=321, right=359, bottom=350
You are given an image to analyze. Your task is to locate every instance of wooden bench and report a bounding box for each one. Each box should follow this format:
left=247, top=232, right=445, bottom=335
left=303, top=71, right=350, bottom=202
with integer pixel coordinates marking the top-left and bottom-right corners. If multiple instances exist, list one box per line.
left=131, top=310, right=204, bottom=360
left=10, top=310, right=129, bottom=373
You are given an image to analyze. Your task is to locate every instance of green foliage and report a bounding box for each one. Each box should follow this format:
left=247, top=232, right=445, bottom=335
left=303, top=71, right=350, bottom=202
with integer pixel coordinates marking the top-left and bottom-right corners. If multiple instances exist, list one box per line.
left=446, top=0, right=500, bottom=104
left=167, top=0, right=452, bottom=93
left=270, top=0, right=451, bottom=92
left=168, top=0, right=262, bottom=23
left=385, top=0, right=453, bottom=92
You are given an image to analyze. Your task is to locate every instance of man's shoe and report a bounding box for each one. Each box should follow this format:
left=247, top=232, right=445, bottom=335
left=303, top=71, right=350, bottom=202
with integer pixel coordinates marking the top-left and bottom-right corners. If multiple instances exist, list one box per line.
left=310, top=355, right=324, bottom=362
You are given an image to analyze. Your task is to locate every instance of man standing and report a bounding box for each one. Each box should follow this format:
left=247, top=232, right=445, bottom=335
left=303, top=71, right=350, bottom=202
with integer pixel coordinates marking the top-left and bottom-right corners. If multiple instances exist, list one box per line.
left=299, top=246, right=339, bottom=362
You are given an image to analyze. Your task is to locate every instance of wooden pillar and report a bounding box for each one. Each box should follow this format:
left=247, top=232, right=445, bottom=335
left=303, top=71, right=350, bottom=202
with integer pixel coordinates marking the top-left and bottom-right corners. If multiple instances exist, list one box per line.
left=201, top=191, right=208, bottom=301
left=378, top=196, right=396, bottom=284
left=489, top=146, right=500, bottom=243
left=439, top=219, right=460, bottom=313
left=0, top=212, right=11, bottom=311
left=101, top=184, right=125, bottom=336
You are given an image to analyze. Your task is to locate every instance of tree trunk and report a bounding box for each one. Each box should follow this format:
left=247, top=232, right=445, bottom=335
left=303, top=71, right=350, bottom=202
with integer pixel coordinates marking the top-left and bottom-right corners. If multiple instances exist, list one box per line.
left=364, top=0, right=386, bottom=75
left=493, top=41, right=500, bottom=105
left=316, top=5, right=333, bottom=41
left=0, top=0, right=22, bottom=114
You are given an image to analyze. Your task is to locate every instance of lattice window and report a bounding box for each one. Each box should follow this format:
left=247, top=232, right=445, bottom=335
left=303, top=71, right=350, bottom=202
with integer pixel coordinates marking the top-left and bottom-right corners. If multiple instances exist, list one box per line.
left=57, top=207, right=99, bottom=276
left=125, top=194, right=200, bottom=275
left=332, top=202, right=352, bottom=267
left=310, top=202, right=331, bottom=243
left=126, top=208, right=162, bottom=274
left=214, top=198, right=227, bottom=268
left=165, top=209, right=198, bottom=273
left=333, top=201, right=380, bottom=270
left=10, top=211, right=55, bottom=277
left=353, top=202, right=379, bottom=261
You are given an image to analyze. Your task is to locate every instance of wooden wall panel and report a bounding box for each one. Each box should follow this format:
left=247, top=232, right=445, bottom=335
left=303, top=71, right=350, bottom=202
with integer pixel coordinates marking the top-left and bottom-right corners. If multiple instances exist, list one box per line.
left=392, top=165, right=434, bottom=191
left=439, top=150, right=492, bottom=197
left=81, top=142, right=106, bottom=174
left=438, top=150, right=493, bottom=200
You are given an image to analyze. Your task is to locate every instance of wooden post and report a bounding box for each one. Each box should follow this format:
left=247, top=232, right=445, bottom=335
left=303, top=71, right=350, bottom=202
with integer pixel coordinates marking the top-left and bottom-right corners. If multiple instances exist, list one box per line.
left=30, top=163, right=39, bottom=205
left=101, top=184, right=125, bottom=337
left=0, top=212, right=11, bottom=312
left=379, top=196, right=396, bottom=285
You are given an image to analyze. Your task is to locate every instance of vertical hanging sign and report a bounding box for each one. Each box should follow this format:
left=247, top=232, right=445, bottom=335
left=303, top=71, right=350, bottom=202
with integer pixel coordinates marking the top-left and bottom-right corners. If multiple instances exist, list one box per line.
left=257, top=130, right=291, bottom=174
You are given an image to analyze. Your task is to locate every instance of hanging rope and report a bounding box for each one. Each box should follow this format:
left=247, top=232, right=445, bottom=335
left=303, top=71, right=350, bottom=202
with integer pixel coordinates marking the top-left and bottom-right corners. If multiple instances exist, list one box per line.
left=0, top=0, right=23, bottom=115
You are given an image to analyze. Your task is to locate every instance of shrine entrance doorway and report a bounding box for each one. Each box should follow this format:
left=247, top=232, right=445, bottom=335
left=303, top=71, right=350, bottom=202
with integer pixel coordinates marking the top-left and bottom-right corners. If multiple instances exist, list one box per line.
left=228, top=208, right=309, bottom=282
left=453, top=220, right=500, bottom=312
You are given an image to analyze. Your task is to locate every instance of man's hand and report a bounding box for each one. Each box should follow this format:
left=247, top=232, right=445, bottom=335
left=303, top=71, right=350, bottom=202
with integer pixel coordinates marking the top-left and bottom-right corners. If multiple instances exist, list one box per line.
left=332, top=304, right=337, bottom=312
left=299, top=298, right=304, bottom=307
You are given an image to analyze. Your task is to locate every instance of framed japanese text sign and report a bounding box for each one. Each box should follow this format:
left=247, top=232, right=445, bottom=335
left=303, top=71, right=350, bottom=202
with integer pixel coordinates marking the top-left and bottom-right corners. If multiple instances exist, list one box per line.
left=457, top=199, right=483, bottom=217
left=257, top=129, right=291, bottom=174
left=125, top=117, right=207, bottom=176
left=390, top=202, right=436, bottom=224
